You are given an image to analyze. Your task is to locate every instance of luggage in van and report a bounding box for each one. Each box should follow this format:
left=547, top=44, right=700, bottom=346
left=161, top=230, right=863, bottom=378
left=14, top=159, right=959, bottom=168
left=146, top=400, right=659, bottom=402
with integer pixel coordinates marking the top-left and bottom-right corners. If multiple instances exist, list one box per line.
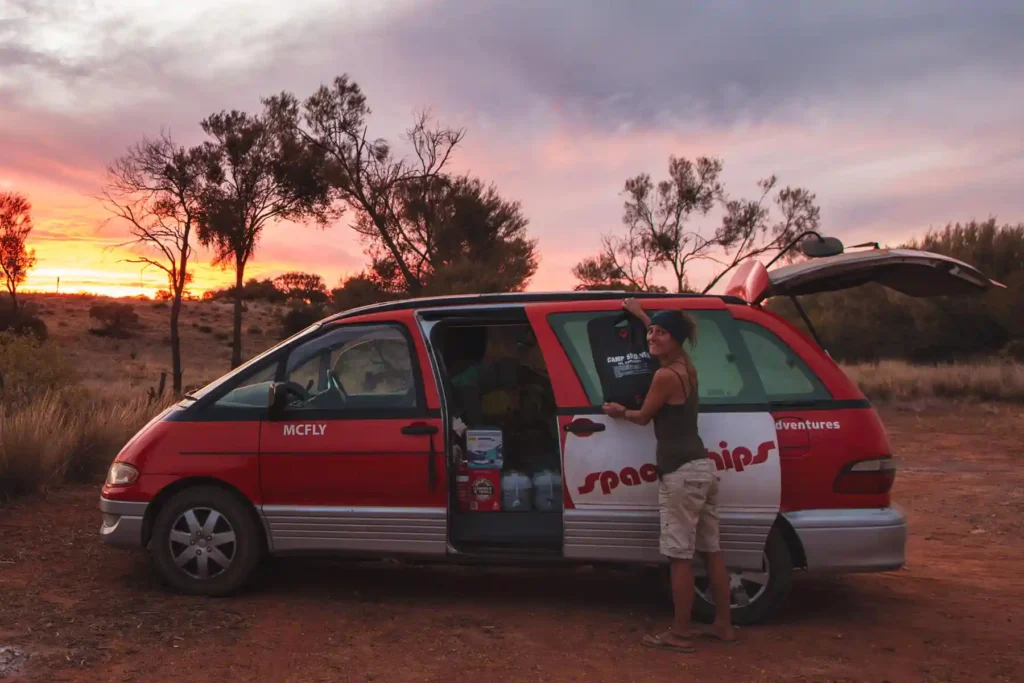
left=586, top=312, right=657, bottom=409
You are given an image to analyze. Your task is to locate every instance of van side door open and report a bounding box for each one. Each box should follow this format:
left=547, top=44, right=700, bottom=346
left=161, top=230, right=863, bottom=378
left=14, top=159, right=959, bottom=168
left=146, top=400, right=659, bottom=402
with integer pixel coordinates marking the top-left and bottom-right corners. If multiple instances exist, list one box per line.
left=258, top=312, right=447, bottom=556
left=528, top=299, right=781, bottom=572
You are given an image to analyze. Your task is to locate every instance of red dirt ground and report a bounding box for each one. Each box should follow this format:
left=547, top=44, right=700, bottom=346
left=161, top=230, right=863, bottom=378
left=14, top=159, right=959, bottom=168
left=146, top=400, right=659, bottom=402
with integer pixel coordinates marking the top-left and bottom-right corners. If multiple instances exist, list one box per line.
left=1, top=403, right=1022, bottom=682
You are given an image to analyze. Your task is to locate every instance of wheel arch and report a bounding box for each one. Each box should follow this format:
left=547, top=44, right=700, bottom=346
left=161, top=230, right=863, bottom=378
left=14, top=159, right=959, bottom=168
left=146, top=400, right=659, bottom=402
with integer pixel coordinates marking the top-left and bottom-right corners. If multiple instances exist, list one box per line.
left=773, top=513, right=807, bottom=569
left=142, top=477, right=269, bottom=554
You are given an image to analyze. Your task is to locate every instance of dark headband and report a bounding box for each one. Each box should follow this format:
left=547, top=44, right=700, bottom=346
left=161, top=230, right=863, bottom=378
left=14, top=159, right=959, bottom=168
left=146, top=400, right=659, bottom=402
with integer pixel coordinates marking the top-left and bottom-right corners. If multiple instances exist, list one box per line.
left=649, top=310, right=690, bottom=345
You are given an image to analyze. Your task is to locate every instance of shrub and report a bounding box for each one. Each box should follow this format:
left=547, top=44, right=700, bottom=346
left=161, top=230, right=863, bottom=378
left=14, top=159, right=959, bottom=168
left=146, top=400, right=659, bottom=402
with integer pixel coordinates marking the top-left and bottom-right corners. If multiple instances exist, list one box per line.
left=0, top=332, right=73, bottom=407
left=1001, top=339, right=1024, bottom=363
left=279, top=304, right=325, bottom=338
left=0, top=388, right=170, bottom=498
left=0, top=301, right=48, bottom=340
left=89, top=302, right=140, bottom=338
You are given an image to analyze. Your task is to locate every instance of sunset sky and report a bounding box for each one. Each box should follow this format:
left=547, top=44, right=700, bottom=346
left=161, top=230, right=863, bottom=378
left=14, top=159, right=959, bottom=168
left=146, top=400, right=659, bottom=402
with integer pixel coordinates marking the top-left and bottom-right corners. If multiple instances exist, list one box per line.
left=2, top=0, right=1022, bottom=298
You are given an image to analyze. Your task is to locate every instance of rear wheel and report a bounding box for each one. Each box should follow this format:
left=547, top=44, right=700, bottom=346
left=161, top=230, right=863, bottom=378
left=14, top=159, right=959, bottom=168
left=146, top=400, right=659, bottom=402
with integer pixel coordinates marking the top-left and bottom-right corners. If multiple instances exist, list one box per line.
left=692, top=527, right=793, bottom=626
left=149, top=486, right=262, bottom=596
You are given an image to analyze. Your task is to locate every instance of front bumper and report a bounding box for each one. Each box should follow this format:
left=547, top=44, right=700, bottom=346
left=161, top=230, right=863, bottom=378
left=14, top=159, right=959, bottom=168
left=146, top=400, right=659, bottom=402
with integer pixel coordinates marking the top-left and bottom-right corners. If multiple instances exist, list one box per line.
left=783, top=505, right=907, bottom=574
left=98, top=497, right=148, bottom=549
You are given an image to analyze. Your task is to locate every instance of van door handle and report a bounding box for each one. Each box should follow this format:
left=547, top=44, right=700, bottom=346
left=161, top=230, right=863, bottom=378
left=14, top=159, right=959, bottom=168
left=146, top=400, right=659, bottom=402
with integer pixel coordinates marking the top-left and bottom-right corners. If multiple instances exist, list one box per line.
left=401, top=424, right=439, bottom=436
left=402, top=423, right=439, bottom=491
left=564, top=419, right=606, bottom=435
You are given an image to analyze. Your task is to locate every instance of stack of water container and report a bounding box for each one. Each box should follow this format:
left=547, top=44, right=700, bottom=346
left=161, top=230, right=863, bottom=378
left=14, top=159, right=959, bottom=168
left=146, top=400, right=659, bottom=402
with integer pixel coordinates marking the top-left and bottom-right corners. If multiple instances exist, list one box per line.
left=501, top=468, right=562, bottom=512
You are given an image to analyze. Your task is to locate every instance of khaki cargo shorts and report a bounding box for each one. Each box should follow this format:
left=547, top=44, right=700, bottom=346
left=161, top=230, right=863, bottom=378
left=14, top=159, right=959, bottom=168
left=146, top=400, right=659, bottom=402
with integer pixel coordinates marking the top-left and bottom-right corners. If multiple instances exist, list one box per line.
left=658, top=458, right=721, bottom=560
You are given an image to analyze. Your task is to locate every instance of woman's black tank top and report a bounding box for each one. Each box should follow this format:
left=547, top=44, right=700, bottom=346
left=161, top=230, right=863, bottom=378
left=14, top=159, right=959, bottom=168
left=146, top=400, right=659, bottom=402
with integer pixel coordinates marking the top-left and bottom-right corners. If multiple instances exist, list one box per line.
left=653, top=362, right=707, bottom=476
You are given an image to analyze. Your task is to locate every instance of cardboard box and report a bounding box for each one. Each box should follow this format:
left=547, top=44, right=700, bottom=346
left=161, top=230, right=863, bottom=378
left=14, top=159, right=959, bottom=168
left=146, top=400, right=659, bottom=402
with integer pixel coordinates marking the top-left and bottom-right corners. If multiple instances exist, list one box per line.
left=466, top=428, right=503, bottom=469
left=466, top=468, right=502, bottom=512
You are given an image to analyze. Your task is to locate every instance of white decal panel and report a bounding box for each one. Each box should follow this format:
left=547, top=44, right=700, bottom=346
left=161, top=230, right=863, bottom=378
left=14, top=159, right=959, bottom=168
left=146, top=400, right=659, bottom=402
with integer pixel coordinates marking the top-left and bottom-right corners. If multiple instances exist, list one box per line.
left=563, top=412, right=780, bottom=513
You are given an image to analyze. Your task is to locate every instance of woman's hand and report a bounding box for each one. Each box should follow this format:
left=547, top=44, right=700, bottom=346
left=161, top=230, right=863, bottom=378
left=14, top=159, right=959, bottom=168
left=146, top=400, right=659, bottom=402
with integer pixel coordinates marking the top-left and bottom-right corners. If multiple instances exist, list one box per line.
left=602, top=402, right=626, bottom=419
left=622, top=298, right=644, bottom=318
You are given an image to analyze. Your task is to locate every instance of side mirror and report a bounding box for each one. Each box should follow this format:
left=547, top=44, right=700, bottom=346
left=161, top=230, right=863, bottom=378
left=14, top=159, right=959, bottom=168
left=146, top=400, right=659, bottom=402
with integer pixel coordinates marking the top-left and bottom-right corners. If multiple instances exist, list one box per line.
left=801, top=236, right=845, bottom=258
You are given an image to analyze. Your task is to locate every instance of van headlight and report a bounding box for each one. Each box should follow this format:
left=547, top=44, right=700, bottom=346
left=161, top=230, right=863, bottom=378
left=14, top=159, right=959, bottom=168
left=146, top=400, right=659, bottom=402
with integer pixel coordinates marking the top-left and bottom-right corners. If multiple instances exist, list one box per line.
left=105, top=462, right=139, bottom=487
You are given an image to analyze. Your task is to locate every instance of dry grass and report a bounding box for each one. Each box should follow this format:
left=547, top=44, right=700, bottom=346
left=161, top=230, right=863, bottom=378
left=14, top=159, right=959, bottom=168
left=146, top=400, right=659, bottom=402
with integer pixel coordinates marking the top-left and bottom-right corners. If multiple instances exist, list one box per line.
left=2, top=294, right=285, bottom=501
left=0, top=388, right=172, bottom=500
left=842, top=359, right=1024, bottom=403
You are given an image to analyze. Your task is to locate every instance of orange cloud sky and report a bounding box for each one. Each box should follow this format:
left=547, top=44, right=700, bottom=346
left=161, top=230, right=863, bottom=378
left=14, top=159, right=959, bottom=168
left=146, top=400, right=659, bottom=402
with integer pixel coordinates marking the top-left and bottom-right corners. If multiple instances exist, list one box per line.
left=3, top=0, right=1022, bottom=299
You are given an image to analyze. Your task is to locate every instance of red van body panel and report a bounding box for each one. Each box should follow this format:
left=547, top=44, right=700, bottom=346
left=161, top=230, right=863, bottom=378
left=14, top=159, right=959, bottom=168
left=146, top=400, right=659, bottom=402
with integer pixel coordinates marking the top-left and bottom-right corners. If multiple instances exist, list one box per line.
left=101, top=418, right=261, bottom=504
left=728, top=304, right=894, bottom=512
left=258, top=309, right=447, bottom=510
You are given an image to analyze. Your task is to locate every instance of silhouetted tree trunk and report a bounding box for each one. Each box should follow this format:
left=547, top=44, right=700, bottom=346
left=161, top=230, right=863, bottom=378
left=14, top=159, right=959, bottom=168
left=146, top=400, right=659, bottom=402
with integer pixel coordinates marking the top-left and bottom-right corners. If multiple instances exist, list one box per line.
left=99, top=133, right=207, bottom=395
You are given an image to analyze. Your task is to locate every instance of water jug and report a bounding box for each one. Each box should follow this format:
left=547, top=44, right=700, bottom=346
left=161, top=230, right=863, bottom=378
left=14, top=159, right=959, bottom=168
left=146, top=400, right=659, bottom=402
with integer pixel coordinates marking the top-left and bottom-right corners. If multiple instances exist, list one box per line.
left=533, top=469, right=562, bottom=512
left=501, top=470, right=533, bottom=512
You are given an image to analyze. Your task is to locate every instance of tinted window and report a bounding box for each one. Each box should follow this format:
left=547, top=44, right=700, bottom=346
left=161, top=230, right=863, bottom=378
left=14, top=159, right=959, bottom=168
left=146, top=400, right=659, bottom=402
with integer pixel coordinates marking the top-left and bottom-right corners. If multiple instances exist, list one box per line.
left=737, top=320, right=831, bottom=402
left=212, top=363, right=278, bottom=409
left=548, top=309, right=761, bottom=406
left=281, top=323, right=419, bottom=413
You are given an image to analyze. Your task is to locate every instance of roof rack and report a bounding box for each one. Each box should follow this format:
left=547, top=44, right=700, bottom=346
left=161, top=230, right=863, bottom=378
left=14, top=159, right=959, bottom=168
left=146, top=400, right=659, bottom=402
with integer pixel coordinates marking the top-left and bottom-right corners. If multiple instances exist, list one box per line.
left=325, top=290, right=747, bottom=322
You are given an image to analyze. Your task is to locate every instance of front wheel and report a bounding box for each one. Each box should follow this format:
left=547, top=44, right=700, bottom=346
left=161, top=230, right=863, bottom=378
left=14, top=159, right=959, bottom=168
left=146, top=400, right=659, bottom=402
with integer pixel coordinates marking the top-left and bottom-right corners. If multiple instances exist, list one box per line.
left=149, top=486, right=262, bottom=596
left=692, top=527, right=793, bottom=626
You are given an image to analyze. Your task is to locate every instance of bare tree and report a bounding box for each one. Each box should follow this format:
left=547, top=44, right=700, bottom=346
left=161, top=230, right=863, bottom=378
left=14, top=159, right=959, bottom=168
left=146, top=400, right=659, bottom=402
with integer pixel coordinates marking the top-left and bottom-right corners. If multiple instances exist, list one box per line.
left=198, top=109, right=334, bottom=368
left=700, top=177, right=820, bottom=293
left=574, top=155, right=819, bottom=293
left=0, top=191, right=37, bottom=315
left=264, top=75, right=465, bottom=294
left=100, top=133, right=210, bottom=394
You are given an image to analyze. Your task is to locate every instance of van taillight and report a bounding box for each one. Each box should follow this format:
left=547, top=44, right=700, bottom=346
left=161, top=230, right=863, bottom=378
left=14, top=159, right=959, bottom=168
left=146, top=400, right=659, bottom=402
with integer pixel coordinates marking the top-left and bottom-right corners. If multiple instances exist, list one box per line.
left=833, top=457, right=896, bottom=494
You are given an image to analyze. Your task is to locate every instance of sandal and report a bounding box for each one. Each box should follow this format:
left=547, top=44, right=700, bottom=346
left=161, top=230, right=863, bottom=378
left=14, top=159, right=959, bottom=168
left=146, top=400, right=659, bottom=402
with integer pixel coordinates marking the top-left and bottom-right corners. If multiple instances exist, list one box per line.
left=641, top=631, right=696, bottom=654
left=682, top=625, right=739, bottom=644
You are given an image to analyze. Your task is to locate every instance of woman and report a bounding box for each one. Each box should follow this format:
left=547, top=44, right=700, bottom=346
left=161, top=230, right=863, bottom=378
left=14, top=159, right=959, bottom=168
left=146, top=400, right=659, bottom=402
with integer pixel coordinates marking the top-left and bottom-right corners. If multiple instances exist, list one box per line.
left=602, top=298, right=736, bottom=653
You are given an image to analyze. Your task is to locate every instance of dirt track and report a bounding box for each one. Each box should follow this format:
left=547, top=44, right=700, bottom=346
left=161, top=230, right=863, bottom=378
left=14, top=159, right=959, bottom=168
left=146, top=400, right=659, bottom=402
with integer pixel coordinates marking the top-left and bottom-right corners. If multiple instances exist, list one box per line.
left=2, top=404, right=1023, bottom=682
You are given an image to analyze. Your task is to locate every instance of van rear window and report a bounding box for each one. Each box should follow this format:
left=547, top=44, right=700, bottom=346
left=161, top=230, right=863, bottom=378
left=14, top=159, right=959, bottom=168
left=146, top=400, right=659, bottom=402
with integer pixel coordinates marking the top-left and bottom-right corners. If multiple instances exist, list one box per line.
left=736, top=320, right=831, bottom=402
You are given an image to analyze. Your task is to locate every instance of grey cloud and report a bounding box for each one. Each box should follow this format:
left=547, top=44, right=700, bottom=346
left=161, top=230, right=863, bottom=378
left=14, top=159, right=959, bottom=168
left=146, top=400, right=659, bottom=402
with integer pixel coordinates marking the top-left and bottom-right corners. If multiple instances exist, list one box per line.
left=372, top=0, right=1024, bottom=130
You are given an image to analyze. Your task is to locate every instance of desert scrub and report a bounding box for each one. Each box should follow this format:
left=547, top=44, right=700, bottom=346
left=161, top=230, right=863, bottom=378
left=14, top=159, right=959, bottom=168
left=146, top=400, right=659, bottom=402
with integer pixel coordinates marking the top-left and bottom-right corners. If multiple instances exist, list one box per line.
left=842, top=360, right=1024, bottom=403
left=0, top=333, right=169, bottom=500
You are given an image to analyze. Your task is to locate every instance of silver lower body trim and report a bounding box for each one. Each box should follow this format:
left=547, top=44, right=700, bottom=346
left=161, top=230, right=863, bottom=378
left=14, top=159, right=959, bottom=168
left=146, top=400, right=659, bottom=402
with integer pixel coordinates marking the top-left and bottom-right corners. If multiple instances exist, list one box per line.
left=261, top=505, right=448, bottom=556
left=98, top=498, right=148, bottom=549
left=784, top=505, right=907, bottom=574
left=563, top=507, right=775, bottom=570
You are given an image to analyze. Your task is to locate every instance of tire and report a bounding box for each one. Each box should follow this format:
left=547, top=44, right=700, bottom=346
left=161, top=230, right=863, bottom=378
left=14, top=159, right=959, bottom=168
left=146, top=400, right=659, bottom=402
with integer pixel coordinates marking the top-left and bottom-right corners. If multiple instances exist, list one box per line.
left=691, top=527, right=793, bottom=626
left=149, top=486, right=262, bottom=596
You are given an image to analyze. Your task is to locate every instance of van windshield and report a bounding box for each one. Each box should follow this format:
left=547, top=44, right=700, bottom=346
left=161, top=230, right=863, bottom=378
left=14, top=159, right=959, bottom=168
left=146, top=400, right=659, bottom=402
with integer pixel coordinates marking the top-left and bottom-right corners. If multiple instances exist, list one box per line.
left=184, top=322, right=324, bottom=401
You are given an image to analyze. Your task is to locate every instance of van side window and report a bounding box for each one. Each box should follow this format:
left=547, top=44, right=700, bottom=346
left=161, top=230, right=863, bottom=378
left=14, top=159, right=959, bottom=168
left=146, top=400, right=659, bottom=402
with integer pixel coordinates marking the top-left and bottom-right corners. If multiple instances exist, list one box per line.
left=548, top=310, right=758, bottom=407
left=281, top=323, right=420, bottom=413
left=737, top=320, right=831, bottom=402
left=212, top=363, right=279, bottom=409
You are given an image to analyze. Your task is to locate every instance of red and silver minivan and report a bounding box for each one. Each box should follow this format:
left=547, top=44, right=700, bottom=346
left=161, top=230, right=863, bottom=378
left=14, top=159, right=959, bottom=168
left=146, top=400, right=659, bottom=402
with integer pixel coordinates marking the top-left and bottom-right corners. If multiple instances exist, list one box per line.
left=98, top=247, right=1001, bottom=624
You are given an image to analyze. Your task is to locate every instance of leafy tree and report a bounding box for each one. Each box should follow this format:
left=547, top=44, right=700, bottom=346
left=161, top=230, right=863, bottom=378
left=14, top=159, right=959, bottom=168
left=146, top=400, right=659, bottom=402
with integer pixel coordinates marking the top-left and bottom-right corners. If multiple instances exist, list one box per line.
left=0, top=191, right=37, bottom=315
left=330, top=274, right=394, bottom=312
left=273, top=271, right=328, bottom=304
left=364, top=174, right=538, bottom=295
left=265, top=77, right=463, bottom=293
left=574, top=156, right=819, bottom=293
left=198, top=109, right=334, bottom=368
left=100, top=133, right=209, bottom=394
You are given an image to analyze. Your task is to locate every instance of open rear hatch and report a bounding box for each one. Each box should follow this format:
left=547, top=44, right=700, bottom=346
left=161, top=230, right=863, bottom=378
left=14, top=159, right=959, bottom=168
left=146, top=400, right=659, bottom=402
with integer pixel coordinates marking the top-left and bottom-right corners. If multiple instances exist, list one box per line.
left=726, top=248, right=1006, bottom=305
